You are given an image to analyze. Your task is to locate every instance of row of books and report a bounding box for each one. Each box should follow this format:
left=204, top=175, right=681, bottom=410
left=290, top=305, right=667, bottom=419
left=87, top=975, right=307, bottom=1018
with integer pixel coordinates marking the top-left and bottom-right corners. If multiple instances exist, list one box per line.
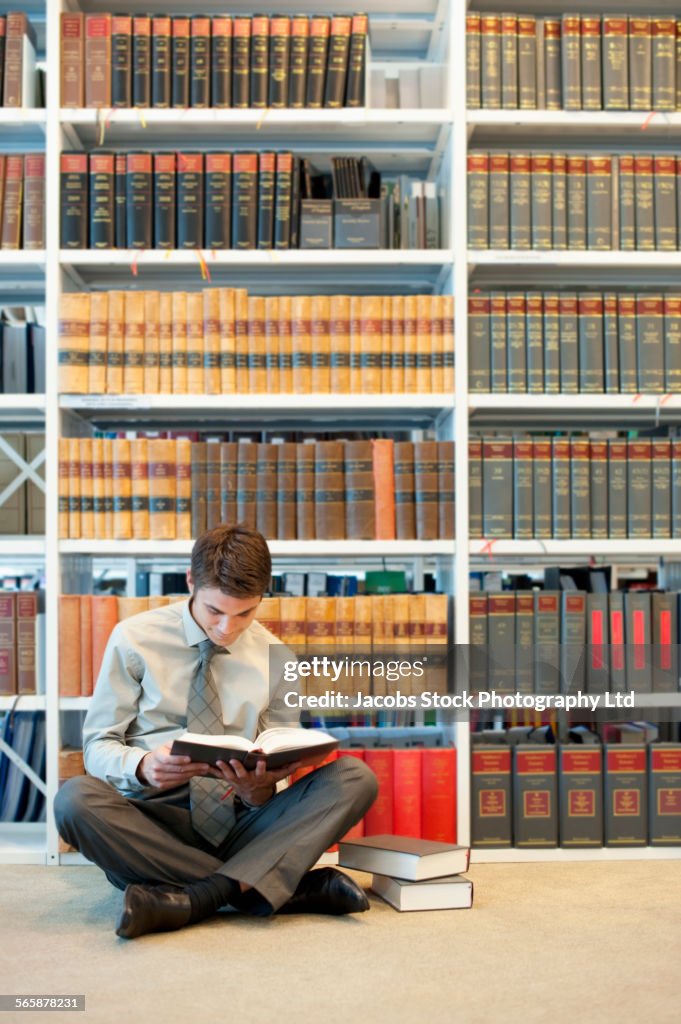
left=0, top=432, right=44, bottom=536
left=58, top=290, right=454, bottom=396
left=0, top=712, right=45, bottom=823
left=466, top=13, right=681, bottom=112
left=0, top=154, right=45, bottom=251
left=468, top=152, right=681, bottom=251
left=470, top=435, right=681, bottom=541
left=471, top=742, right=681, bottom=848
left=0, top=321, right=45, bottom=394
left=468, top=291, right=681, bottom=395
left=61, top=12, right=367, bottom=110
left=58, top=436, right=455, bottom=542
left=0, top=14, right=37, bottom=108
left=58, top=592, right=449, bottom=698
left=469, top=590, right=680, bottom=695
left=0, top=591, right=40, bottom=696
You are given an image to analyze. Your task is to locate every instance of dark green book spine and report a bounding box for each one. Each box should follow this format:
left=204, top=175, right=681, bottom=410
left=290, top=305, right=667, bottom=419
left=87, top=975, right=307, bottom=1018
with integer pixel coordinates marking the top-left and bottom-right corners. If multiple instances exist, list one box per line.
left=652, top=18, right=676, bottom=110
left=204, top=153, right=231, bottom=249
left=324, top=15, right=351, bottom=107
left=551, top=153, right=567, bottom=248
left=627, top=439, right=652, bottom=538
left=151, top=16, right=171, bottom=108
left=534, top=591, right=560, bottom=691
left=619, top=155, right=636, bottom=250
left=636, top=293, right=665, bottom=391
left=482, top=437, right=513, bottom=537
left=490, top=292, right=507, bottom=391
left=171, top=18, right=190, bottom=108
left=509, top=152, right=530, bottom=249
left=518, top=17, right=537, bottom=109
left=513, top=440, right=533, bottom=538
left=468, top=295, right=491, bottom=391
left=531, top=153, right=552, bottom=249
left=560, top=591, right=586, bottom=694
left=586, top=156, right=612, bottom=249
left=88, top=151, right=115, bottom=249
left=306, top=16, right=330, bottom=108
left=500, top=15, right=517, bottom=109
left=125, top=151, right=152, bottom=249
left=268, top=17, right=290, bottom=107
left=570, top=441, right=591, bottom=538
left=629, top=18, right=652, bottom=110
left=603, top=293, right=620, bottom=393
left=190, top=16, right=211, bottom=108
left=654, top=154, right=677, bottom=250
left=578, top=293, right=604, bottom=392
left=567, top=155, right=586, bottom=249
left=652, top=439, right=671, bottom=538
left=506, top=294, right=526, bottom=391
left=605, top=745, right=647, bottom=846
left=551, top=438, right=570, bottom=538
left=634, top=155, right=655, bottom=249
left=590, top=441, right=608, bottom=538
left=544, top=19, right=562, bottom=109
left=672, top=440, right=681, bottom=537
left=525, top=291, right=543, bottom=391
left=514, top=746, right=558, bottom=847
left=561, top=15, right=582, bottom=109
left=345, top=13, right=367, bottom=106
left=581, top=16, right=602, bottom=110
left=468, top=439, right=483, bottom=537
left=177, top=152, right=204, bottom=249
left=114, top=153, right=126, bottom=248
left=543, top=293, right=560, bottom=392
left=257, top=151, right=276, bottom=250
left=664, top=295, right=681, bottom=392
left=471, top=747, right=512, bottom=848
left=489, top=153, right=509, bottom=248
left=468, top=152, right=489, bottom=248
left=250, top=14, right=269, bottom=109
left=559, top=293, right=579, bottom=393
left=617, top=294, right=638, bottom=391
left=481, top=15, right=502, bottom=108
left=288, top=16, right=309, bottom=108
left=274, top=152, right=293, bottom=249
left=603, top=17, right=629, bottom=110
left=132, top=16, right=151, bottom=108
left=532, top=442, right=552, bottom=536
left=559, top=746, right=603, bottom=847
left=231, top=153, right=258, bottom=249
left=232, top=16, right=251, bottom=108
left=466, top=14, right=482, bottom=108
left=111, top=15, right=132, bottom=107
left=290, top=157, right=302, bottom=249
left=608, top=441, right=627, bottom=538
left=153, top=152, right=176, bottom=249
left=211, top=17, right=232, bottom=108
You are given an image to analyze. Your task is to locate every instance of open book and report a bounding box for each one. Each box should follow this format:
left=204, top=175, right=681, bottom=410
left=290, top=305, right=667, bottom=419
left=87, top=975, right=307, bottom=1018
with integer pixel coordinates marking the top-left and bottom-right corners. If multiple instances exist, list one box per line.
left=170, top=727, right=338, bottom=771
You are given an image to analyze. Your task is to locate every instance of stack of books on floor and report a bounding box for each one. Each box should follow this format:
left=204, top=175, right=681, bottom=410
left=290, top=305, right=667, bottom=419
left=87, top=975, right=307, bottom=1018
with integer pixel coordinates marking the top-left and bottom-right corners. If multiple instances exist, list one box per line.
left=338, top=835, right=473, bottom=912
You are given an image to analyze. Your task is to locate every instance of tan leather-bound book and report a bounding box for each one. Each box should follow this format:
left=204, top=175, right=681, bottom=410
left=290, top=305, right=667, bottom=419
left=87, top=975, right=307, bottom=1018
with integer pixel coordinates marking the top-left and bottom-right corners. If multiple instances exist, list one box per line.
left=354, top=595, right=373, bottom=651
left=112, top=438, right=132, bottom=539
left=58, top=595, right=81, bottom=697
left=256, top=443, right=278, bottom=538
left=16, top=594, right=37, bottom=695
left=203, top=288, right=221, bottom=394
left=90, top=437, right=105, bottom=539
left=264, top=296, right=281, bottom=393
left=382, top=594, right=396, bottom=644
left=403, top=295, right=418, bottom=393
left=296, top=442, right=316, bottom=540
left=315, top=440, right=345, bottom=539
left=24, top=153, right=45, bottom=249
left=415, top=294, right=432, bottom=393
left=380, top=294, right=391, bottom=393
left=88, top=291, right=108, bottom=394
left=58, top=438, right=70, bottom=539
left=306, top=597, right=336, bottom=646
left=248, top=295, right=267, bottom=393
left=0, top=154, right=23, bottom=249
left=408, top=593, right=426, bottom=650
left=442, top=295, right=455, bottom=393
left=176, top=438, right=192, bottom=540
left=78, top=596, right=93, bottom=697
left=148, top=439, right=177, bottom=540
left=336, top=596, right=355, bottom=644
left=205, top=440, right=222, bottom=530
left=391, top=295, right=405, bottom=394
left=279, top=294, right=293, bottom=392
left=171, top=292, right=188, bottom=394
left=130, top=437, right=149, bottom=539
left=438, top=440, right=455, bottom=539
left=394, top=440, right=416, bottom=540
left=425, top=593, right=449, bottom=646
left=311, top=295, right=331, bottom=393
left=186, top=290, right=204, bottom=394
left=143, top=291, right=160, bottom=393
left=257, top=596, right=281, bottom=638
left=158, top=292, right=173, bottom=392
left=279, top=595, right=306, bottom=649
left=344, top=440, right=375, bottom=539
left=102, top=440, right=114, bottom=538
left=148, top=596, right=170, bottom=609
left=0, top=593, right=16, bottom=696
left=59, top=293, right=90, bottom=394
left=219, top=441, right=237, bottom=525
left=349, top=295, right=361, bottom=392
left=391, top=593, right=411, bottom=650
left=291, top=295, right=312, bottom=393
left=277, top=442, right=297, bottom=539
left=359, top=295, right=382, bottom=394
left=370, top=594, right=385, bottom=646
left=91, top=595, right=118, bottom=684
left=430, top=295, right=444, bottom=392
left=117, top=597, right=149, bottom=620
left=372, top=438, right=395, bottom=541
left=329, top=294, right=350, bottom=392
left=236, top=441, right=258, bottom=528
left=217, top=288, right=236, bottom=393
left=78, top=437, right=94, bottom=540
left=234, top=288, right=249, bottom=393
left=123, top=291, right=145, bottom=394
left=106, top=290, right=125, bottom=394
left=67, top=437, right=81, bottom=539
left=414, top=440, right=439, bottom=540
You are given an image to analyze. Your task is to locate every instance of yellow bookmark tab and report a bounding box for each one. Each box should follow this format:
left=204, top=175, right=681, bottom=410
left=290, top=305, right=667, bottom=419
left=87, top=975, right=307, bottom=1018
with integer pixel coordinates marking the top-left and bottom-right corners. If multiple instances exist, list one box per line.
left=196, top=250, right=211, bottom=281
left=131, top=251, right=139, bottom=277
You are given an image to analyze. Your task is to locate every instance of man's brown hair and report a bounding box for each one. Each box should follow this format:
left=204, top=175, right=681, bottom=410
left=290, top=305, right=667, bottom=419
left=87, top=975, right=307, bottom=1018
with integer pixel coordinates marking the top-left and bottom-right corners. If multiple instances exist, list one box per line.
left=190, top=525, right=272, bottom=597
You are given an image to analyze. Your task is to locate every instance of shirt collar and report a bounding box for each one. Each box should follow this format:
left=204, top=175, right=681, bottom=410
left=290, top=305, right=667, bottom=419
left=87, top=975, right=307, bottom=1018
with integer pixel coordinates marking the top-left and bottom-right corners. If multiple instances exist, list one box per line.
left=182, top=599, right=209, bottom=648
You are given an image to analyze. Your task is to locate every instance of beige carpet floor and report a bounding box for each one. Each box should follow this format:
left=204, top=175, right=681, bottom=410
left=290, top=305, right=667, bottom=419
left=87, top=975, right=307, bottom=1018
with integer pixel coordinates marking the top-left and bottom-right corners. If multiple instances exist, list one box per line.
left=1, top=861, right=680, bottom=1024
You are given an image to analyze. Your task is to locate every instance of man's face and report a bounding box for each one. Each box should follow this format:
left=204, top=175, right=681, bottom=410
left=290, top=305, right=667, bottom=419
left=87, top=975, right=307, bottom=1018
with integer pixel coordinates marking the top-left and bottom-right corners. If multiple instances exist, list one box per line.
left=187, top=573, right=262, bottom=648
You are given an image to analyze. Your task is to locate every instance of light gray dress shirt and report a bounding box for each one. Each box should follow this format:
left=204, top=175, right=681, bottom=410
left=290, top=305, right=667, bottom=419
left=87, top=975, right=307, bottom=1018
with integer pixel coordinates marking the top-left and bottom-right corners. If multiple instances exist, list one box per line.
left=82, top=599, right=298, bottom=797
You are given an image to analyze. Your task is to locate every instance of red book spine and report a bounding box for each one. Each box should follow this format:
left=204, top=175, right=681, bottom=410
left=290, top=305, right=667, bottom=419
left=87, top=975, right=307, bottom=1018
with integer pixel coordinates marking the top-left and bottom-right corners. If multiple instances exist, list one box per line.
left=393, top=749, right=422, bottom=838
left=363, top=749, right=394, bottom=834
left=421, top=747, right=457, bottom=842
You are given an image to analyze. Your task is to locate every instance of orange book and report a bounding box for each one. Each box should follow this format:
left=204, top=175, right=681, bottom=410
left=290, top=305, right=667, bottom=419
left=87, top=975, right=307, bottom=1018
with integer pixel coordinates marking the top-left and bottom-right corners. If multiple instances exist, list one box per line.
left=143, top=291, right=161, bottom=393
left=256, top=596, right=281, bottom=637
left=354, top=595, right=372, bottom=651
left=58, top=437, right=70, bottom=539
left=359, top=295, right=382, bottom=393
left=79, top=596, right=93, bottom=696
left=58, top=595, right=81, bottom=697
left=310, top=295, right=330, bottom=393
left=171, top=292, right=188, bottom=393
left=117, top=596, right=149, bottom=619
left=264, top=296, right=281, bottom=393
left=91, top=594, right=119, bottom=684
left=390, top=295, right=405, bottom=393
left=391, top=593, right=411, bottom=649
left=78, top=437, right=94, bottom=540
left=186, top=290, right=204, bottom=394
left=59, top=293, right=90, bottom=394
left=218, top=287, right=236, bottom=393
left=123, top=291, right=145, bottom=393
left=112, top=438, right=132, bottom=539
left=67, top=437, right=81, bottom=539
left=349, top=295, right=361, bottom=392
left=380, top=294, right=392, bottom=393
left=329, top=294, right=350, bottom=392
left=442, top=294, right=454, bottom=393
left=102, top=440, right=114, bottom=538
left=130, top=437, right=149, bottom=539
left=279, top=596, right=306, bottom=646
left=372, top=438, right=395, bottom=540
left=306, top=597, right=336, bottom=647
left=408, top=593, right=426, bottom=648
left=148, top=439, right=177, bottom=540
left=158, top=292, right=173, bottom=392
left=403, top=295, right=417, bottom=394
left=336, top=596, right=355, bottom=644
left=88, top=291, right=108, bottom=394
left=203, top=288, right=221, bottom=394
left=291, top=295, right=311, bottom=393
left=278, top=295, right=292, bottom=392
left=105, top=290, right=125, bottom=394
left=415, top=294, right=431, bottom=393
left=429, top=295, right=443, bottom=393
left=234, top=288, right=249, bottom=393
left=176, top=438, right=192, bottom=540
left=248, top=295, right=267, bottom=392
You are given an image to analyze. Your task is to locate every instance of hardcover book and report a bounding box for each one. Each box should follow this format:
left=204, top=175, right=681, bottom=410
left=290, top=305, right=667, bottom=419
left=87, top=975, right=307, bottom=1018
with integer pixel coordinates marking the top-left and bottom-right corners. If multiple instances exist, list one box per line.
left=338, top=834, right=470, bottom=880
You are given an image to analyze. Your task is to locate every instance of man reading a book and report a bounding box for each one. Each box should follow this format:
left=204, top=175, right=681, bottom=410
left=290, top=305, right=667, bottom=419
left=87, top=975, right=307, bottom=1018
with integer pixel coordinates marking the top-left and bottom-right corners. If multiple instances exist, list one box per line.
left=55, top=524, right=378, bottom=939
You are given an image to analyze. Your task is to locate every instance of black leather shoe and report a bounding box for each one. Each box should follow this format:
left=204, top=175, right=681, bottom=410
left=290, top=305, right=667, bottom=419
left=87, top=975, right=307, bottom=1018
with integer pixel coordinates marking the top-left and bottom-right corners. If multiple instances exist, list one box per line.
left=115, top=883, right=193, bottom=939
left=279, top=868, right=370, bottom=916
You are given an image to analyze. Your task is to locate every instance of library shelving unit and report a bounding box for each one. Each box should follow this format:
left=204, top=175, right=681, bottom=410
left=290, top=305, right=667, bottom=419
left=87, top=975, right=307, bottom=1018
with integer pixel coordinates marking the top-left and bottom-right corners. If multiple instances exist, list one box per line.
left=4, top=0, right=681, bottom=868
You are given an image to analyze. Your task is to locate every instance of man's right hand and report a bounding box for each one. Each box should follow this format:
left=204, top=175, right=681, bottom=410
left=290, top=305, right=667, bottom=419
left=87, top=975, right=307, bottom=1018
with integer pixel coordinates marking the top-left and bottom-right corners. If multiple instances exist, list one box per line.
left=136, top=742, right=212, bottom=790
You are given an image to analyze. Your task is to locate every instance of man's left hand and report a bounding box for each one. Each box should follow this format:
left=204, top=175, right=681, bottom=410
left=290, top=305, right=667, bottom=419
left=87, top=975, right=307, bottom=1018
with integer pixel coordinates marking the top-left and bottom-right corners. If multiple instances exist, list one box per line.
left=212, top=758, right=301, bottom=806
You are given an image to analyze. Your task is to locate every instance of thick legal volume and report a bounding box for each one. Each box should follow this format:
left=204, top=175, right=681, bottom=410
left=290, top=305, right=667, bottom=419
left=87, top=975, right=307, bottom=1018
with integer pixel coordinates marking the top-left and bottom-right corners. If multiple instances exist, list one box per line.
left=250, top=15, right=269, bottom=108
left=177, top=152, right=204, bottom=249
left=268, top=17, right=290, bottom=107
left=232, top=153, right=258, bottom=249
left=85, top=14, right=112, bottom=108
left=559, top=747, right=603, bottom=847
left=471, top=748, right=512, bottom=848
left=132, top=16, right=151, bottom=107
left=274, top=152, right=293, bottom=249
left=153, top=153, right=176, bottom=249
left=288, top=16, right=309, bottom=108
left=513, top=746, right=558, bottom=847
left=204, top=154, right=231, bottom=249
left=89, top=151, right=115, bottom=249
left=604, top=746, right=647, bottom=846
left=114, top=154, right=126, bottom=248
left=306, top=16, right=330, bottom=108
left=232, top=16, right=251, bottom=108
left=211, top=17, right=232, bottom=107
left=190, top=16, right=211, bottom=108
left=603, top=17, right=628, bottom=110
left=125, top=151, right=152, bottom=249
left=61, top=13, right=85, bottom=108
left=257, top=152, right=276, bottom=249
left=151, top=16, right=171, bottom=108
left=346, top=13, right=368, bottom=106
left=324, top=16, right=351, bottom=108
left=60, top=153, right=88, bottom=249
left=23, top=153, right=45, bottom=250
left=171, top=18, right=190, bottom=107
left=111, top=15, right=132, bottom=107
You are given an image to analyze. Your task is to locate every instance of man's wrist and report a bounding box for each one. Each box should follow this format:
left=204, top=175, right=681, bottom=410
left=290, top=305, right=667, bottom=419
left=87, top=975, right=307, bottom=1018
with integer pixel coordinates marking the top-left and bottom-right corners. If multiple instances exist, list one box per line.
left=239, top=785, right=275, bottom=809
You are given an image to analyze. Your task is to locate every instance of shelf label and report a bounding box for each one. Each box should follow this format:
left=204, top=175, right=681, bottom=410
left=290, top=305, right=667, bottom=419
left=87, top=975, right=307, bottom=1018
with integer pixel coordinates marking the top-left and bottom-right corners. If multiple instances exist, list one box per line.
left=71, top=396, right=152, bottom=411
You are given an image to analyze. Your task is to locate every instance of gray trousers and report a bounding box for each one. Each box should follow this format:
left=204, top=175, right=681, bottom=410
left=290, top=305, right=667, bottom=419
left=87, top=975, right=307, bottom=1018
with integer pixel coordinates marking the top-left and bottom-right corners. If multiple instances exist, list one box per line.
left=54, top=756, right=378, bottom=914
